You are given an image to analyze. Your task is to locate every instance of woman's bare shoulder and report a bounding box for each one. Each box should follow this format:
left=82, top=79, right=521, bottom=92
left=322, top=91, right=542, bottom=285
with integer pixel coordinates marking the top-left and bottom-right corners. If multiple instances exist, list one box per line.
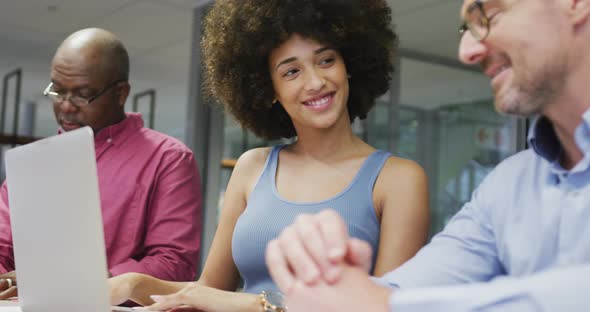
left=230, top=146, right=274, bottom=185
left=375, top=156, right=428, bottom=197
left=381, top=156, right=426, bottom=181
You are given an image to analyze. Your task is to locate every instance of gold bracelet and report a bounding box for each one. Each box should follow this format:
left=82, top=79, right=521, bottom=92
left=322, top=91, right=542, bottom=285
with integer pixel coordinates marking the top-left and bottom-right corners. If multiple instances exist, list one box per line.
left=259, top=291, right=286, bottom=312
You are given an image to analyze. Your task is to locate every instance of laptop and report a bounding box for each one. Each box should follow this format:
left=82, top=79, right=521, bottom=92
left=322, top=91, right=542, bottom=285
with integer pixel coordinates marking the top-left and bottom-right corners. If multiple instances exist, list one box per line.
left=1, top=127, right=146, bottom=312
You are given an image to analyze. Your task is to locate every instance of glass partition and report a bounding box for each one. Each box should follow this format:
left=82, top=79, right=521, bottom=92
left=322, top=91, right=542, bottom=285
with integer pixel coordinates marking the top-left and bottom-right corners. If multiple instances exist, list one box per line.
left=380, top=57, right=522, bottom=234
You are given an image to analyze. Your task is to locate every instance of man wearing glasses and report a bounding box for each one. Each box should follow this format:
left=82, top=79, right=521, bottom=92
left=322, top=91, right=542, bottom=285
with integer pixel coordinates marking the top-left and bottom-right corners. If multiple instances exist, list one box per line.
left=266, top=0, right=590, bottom=311
left=0, top=28, right=202, bottom=299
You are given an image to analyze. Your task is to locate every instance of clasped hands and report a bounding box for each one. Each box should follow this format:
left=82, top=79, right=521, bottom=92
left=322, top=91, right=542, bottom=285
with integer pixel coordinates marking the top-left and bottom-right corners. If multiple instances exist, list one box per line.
left=266, top=210, right=392, bottom=312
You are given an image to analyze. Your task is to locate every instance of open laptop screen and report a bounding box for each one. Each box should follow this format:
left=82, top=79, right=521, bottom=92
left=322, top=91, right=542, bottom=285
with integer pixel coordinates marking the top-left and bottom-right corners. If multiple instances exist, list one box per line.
left=5, top=127, right=111, bottom=312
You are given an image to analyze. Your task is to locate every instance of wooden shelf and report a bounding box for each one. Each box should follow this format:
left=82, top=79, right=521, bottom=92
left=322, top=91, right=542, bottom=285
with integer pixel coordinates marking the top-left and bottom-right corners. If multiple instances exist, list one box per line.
left=221, top=158, right=237, bottom=169
left=0, top=134, right=40, bottom=146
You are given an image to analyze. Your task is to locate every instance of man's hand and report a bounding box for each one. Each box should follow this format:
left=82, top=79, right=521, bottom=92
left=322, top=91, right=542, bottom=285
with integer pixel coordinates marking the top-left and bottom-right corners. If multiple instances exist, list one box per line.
left=0, top=271, right=17, bottom=300
left=266, top=210, right=373, bottom=293
left=285, top=264, right=392, bottom=312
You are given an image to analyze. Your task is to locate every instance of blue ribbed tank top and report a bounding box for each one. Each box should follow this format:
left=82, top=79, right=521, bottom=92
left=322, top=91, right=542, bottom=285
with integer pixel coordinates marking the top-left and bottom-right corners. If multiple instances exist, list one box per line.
left=231, top=145, right=391, bottom=294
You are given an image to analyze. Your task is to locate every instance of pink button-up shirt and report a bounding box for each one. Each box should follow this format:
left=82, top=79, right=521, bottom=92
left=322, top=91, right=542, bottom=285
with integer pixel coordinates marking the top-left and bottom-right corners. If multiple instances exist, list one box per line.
left=0, top=113, right=202, bottom=281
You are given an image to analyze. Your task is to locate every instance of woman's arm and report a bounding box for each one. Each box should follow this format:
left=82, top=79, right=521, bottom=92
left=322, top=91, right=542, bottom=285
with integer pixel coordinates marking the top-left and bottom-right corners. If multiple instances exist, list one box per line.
left=109, top=272, right=189, bottom=306
left=141, top=148, right=274, bottom=311
left=110, top=273, right=264, bottom=312
left=110, top=148, right=272, bottom=310
left=372, top=157, right=430, bottom=276
left=197, top=148, right=271, bottom=290
left=145, top=282, right=264, bottom=312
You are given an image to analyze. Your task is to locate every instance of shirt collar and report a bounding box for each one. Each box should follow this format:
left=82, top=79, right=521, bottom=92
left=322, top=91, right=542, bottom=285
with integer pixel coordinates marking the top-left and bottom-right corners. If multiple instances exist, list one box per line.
left=527, top=115, right=562, bottom=163
left=527, top=107, right=590, bottom=166
left=57, top=112, right=144, bottom=145
left=574, top=108, right=590, bottom=154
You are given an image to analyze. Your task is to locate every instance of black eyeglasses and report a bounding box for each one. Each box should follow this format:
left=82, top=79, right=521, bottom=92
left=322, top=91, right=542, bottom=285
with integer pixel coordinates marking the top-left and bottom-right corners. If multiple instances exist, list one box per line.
left=43, top=79, right=126, bottom=107
left=458, top=0, right=493, bottom=42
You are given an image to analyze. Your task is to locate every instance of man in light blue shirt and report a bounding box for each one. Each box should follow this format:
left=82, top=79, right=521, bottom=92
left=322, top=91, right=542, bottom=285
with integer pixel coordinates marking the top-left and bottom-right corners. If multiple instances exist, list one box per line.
left=265, top=0, right=590, bottom=311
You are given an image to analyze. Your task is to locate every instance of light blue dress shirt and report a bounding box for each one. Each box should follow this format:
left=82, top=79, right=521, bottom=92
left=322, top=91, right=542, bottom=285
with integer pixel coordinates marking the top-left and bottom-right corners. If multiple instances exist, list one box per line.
left=377, top=110, right=590, bottom=311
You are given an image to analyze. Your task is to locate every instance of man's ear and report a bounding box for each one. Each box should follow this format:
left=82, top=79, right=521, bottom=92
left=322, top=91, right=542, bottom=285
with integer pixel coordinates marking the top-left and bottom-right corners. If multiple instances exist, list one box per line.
left=570, top=0, right=590, bottom=27
left=116, top=82, right=130, bottom=107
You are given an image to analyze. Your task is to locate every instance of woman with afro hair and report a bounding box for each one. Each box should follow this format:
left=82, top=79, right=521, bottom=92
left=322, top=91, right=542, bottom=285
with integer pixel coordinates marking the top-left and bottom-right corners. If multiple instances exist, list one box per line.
left=109, top=0, right=429, bottom=310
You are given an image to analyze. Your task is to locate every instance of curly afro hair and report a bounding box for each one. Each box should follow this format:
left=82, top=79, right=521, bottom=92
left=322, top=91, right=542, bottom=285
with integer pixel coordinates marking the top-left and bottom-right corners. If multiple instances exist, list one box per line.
left=201, top=0, right=398, bottom=140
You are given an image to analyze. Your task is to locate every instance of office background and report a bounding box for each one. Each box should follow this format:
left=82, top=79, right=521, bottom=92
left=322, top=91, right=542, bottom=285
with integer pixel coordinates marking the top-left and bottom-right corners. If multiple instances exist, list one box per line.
left=0, top=0, right=527, bottom=271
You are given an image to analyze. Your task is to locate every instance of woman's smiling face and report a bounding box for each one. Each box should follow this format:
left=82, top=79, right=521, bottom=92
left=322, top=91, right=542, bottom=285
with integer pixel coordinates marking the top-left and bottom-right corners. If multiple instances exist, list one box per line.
left=269, top=34, right=350, bottom=132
